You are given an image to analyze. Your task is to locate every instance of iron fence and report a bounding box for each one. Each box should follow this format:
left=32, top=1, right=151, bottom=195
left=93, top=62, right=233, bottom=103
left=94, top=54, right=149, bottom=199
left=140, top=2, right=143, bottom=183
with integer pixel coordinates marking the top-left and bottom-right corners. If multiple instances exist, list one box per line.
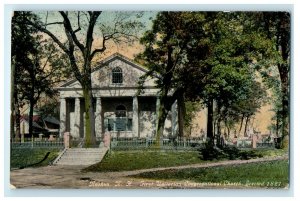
left=110, top=137, right=205, bottom=150
left=11, top=138, right=64, bottom=148
left=257, top=142, right=275, bottom=148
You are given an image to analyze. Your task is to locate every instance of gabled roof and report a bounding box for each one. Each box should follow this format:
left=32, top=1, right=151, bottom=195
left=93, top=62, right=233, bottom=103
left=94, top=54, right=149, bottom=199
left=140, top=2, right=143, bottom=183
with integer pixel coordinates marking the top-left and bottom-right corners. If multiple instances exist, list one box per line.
left=44, top=116, right=60, bottom=125
left=57, top=53, right=151, bottom=88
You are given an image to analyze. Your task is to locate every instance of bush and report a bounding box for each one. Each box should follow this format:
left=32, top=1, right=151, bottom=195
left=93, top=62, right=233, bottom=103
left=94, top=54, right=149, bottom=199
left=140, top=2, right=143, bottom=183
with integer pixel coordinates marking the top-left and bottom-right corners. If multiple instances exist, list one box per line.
left=198, top=144, right=226, bottom=161
left=222, top=146, right=241, bottom=160
left=198, top=144, right=263, bottom=161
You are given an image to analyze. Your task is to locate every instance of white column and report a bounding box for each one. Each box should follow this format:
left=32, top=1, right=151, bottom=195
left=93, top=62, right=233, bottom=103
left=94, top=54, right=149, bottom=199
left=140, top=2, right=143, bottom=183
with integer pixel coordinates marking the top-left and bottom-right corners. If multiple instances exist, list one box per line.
left=132, top=96, right=139, bottom=137
left=171, top=100, right=178, bottom=136
left=155, top=96, right=160, bottom=135
left=59, top=98, right=66, bottom=138
left=73, top=98, right=80, bottom=138
left=95, top=97, right=103, bottom=139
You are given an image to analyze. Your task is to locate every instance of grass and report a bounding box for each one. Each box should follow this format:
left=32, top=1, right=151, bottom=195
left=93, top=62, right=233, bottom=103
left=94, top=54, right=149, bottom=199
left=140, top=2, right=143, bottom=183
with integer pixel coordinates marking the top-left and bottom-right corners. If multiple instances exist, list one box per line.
left=83, top=148, right=288, bottom=172
left=252, top=148, right=288, bottom=157
left=131, top=159, right=289, bottom=188
left=83, top=150, right=202, bottom=172
left=10, top=148, right=61, bottom=169
left=199, top=145, right=288, bottom=161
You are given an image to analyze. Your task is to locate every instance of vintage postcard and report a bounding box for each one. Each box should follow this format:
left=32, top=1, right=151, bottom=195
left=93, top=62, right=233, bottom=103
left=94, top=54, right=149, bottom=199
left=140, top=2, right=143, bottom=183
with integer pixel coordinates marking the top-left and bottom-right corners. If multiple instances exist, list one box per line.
left=9, top=10, right=290, bottom=190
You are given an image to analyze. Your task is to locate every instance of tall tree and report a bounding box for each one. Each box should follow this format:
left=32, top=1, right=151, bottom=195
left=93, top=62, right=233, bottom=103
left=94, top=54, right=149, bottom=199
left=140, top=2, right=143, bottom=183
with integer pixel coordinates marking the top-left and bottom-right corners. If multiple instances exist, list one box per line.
left=137, top=12, right=209, bottom=146
left=196, top=12, right=271, bottom=144
left=26, top=11, right=143, bottom=147
left=253, top=12, right=290, bottom=148
left=12, top=12, right=66, bottom=139
left=11, top=12, right=39, bottom=141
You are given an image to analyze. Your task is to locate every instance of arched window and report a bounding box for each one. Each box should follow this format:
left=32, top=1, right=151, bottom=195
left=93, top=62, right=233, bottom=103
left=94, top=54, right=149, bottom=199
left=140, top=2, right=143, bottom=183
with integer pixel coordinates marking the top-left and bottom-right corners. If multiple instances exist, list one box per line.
left=115, top=105, right=126, bottom=117
left=112, top=67, right=123, bottom=84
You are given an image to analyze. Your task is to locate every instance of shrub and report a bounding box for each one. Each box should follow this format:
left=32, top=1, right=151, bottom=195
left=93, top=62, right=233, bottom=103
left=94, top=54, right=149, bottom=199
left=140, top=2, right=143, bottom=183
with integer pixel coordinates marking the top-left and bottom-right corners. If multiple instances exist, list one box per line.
left=198, top=144, right=226, bottom=161
left=198, top=144, right=263, bottom=161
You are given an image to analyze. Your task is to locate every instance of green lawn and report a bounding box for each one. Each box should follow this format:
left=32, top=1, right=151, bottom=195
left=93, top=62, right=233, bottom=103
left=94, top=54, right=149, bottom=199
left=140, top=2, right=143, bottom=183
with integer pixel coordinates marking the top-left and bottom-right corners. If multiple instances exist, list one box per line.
left=10, top=148, right=61, bottom=169
left=83, top=150, right=203, bottom=172
left=84, top=148, right=288, bottom=173
left=252, top=148, right=288, bottom=157
left=131, top=159, right=289, bottom=188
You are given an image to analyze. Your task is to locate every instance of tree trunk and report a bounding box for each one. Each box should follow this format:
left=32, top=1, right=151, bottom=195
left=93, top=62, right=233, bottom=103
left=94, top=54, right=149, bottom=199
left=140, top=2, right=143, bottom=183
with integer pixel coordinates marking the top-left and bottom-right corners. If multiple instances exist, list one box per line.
left=224, top=118, right=230, bottom=140
left=279, top=68, right=289, bottom=148
left=206, top=99, right=214, bottom=145
left=155, top=98, right=169, bottom=148
left=238, top=114, right=244, bottom=137
left=10, top=60, right=15, bottom=141
left=14, top=102, right=21, bottom=142
left=83, top=87, right=96, bottom=147
left=28, top=100, right=34, bottom=137
left=177, top=95, right=185, bottom=138
left=244, top=116, right=249, bottom=137
left=276, top=110, right=279, bottom=137
left=226, top=125, right=230, bottom=140
left=275, top=13, right=289, bottom=149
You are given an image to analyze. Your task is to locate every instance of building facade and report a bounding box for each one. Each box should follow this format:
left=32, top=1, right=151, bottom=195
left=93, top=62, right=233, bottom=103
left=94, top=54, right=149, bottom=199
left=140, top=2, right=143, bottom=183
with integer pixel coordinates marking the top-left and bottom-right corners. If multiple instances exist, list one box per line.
left=57, top=53, right=178, bottom=140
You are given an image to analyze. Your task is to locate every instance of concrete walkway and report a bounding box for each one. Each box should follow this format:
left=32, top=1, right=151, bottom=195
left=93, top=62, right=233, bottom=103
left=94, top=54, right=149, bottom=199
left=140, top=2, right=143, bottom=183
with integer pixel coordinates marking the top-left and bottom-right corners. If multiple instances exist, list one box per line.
left=10, top=155, right=288, bottom=189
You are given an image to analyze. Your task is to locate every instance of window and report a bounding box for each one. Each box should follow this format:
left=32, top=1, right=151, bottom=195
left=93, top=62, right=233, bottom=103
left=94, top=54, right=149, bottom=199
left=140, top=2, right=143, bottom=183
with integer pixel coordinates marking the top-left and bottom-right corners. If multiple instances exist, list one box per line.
left=112, top=67, right=123, bottom=84
left=104, top=105, right=133, bottom=132
left=115, top=105, right=126, bottom=117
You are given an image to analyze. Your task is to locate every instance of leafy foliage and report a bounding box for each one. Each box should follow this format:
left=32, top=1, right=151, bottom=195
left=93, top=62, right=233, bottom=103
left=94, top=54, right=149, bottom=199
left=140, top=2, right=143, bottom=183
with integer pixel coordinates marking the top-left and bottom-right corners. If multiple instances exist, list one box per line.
left=11, top=12, right=65, bottom=138
left=198, top=144, right=263, bottom=161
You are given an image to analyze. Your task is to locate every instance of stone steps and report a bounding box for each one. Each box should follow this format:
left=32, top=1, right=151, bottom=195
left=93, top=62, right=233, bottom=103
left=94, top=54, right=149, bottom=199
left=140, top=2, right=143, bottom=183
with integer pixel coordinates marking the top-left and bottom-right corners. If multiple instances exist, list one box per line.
left=53, top=147, right=108, bottom=166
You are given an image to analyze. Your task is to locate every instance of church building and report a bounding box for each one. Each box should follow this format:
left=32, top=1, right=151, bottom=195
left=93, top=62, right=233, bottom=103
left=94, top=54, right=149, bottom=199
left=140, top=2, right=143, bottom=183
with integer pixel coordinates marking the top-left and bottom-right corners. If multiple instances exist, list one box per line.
left=57, top=53, right=178, bottom=140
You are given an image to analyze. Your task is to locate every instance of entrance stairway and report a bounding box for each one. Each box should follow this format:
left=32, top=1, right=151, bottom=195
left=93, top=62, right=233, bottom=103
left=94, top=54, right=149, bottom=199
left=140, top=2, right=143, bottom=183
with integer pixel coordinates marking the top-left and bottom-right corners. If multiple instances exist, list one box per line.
left=53, top=147, right=108, bottom=166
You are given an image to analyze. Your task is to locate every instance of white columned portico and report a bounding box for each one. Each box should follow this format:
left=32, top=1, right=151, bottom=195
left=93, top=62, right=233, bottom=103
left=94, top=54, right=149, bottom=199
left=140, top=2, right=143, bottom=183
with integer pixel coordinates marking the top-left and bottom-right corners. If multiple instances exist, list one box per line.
left=171, top=100, right=178, bottom=136
left=59, top=98, right=66, bottom=137
left=73, top=98, right=80, bottom=138
left=95, top=97, right=103, bottom=139
left=132, top=96, right=139, bottom=137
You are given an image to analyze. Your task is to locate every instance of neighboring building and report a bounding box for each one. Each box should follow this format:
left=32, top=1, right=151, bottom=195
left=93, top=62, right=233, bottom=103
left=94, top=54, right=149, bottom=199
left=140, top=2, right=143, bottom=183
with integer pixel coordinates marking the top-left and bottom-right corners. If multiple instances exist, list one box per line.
left=20, top=116, right=47, bottom=137
left=57, top=53, right=178, bottom=140
left=19, top=115, right=59, bottom=137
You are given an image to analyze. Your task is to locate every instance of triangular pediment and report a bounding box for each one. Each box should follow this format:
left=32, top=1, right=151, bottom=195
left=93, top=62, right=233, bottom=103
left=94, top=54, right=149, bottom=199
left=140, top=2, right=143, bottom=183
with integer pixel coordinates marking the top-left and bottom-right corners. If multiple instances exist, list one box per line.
left=58, top=53, right=156, bottom=89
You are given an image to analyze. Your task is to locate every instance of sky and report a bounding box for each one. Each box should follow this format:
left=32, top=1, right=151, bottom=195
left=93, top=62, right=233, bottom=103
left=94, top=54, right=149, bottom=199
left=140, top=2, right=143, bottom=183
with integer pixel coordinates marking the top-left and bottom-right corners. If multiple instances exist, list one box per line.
left=33, top=11, right=157, bottom=60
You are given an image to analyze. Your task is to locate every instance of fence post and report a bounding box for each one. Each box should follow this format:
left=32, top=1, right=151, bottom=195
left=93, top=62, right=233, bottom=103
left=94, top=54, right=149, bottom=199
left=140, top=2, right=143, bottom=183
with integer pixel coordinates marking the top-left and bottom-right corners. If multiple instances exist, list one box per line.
left=252, top=135, right=258, bottom=149
left=31, top=136, right=34, bottom=148
left=104, top=133, right=110, bottom=148
left=49, top=134, right=55, bottom=141
left=64, top=132, right=70, bottom=149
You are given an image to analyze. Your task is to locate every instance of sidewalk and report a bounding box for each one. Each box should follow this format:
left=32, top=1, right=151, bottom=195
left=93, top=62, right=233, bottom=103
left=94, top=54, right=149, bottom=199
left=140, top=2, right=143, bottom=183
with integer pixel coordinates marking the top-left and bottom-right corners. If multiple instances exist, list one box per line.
left=10, top=155, right=288, bottom=189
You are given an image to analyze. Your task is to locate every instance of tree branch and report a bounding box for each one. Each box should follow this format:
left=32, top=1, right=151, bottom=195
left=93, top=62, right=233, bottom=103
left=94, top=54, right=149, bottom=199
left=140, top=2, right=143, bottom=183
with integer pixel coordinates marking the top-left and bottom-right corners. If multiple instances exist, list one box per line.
left=90, top=37, right=106, bottom=60
left=44, top=22, right=64, bottom=26
left=73, top=11, right=81, bottom=34
left=84, top=11, right=101, bottom=64
left=26, top=19, right=69, bottom=54
left=59, top=11, right=85, bottom=54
